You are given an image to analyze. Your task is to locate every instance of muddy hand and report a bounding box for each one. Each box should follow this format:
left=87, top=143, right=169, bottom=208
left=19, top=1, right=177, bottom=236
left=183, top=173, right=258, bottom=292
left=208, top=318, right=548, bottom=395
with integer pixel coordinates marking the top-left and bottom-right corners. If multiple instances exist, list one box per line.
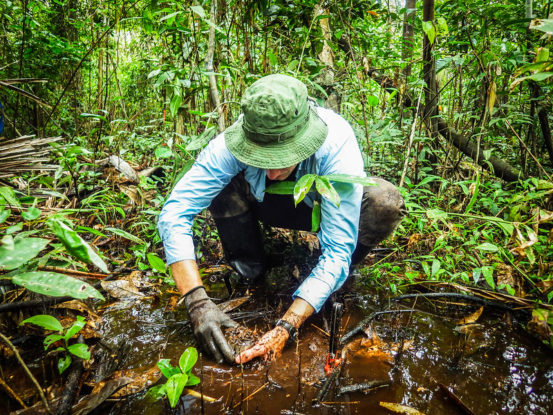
left=235, top=326, right=289, bottom=364
left=184, top=287, right=238, bottom=363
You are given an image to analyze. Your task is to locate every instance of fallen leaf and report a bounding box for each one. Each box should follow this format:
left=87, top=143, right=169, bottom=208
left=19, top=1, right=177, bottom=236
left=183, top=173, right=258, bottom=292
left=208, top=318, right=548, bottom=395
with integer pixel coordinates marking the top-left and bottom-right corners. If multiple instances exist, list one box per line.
left=91, top=366, right=162, bottom=398
left=379, top=402, right=426, bottom=414
left=101, top=279, right=145, bottom=299
left=218, top=295, right=250, bottom=313
left=457, top=306, right=483, bottom=325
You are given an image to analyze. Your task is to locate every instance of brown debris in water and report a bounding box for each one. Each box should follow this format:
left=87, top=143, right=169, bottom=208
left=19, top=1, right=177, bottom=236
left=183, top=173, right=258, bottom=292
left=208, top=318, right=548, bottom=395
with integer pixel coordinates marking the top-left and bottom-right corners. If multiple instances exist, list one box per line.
left=224, top=325, right=259, bottom=354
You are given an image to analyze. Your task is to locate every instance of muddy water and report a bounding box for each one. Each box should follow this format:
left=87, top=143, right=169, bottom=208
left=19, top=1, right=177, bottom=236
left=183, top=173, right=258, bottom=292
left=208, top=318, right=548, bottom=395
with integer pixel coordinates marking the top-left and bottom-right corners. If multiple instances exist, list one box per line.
left=97, top=273, right=553, bottom=415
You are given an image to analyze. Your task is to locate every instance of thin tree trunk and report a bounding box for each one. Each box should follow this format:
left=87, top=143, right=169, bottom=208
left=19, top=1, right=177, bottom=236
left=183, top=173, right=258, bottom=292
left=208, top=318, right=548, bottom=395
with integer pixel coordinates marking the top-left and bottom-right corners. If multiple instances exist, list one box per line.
left=538, top=108, right=553, bottom=167
left=206, top=0, right=225, bottom=132
left=422, top=0, right=438, bottom=138
left=401, top=0, right=415, bottom=109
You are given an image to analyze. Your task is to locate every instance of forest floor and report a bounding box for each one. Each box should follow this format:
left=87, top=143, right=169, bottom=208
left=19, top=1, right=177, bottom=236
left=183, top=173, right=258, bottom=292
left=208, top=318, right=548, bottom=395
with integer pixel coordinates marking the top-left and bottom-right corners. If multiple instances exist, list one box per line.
left=2, top=219, right=553, bottom=415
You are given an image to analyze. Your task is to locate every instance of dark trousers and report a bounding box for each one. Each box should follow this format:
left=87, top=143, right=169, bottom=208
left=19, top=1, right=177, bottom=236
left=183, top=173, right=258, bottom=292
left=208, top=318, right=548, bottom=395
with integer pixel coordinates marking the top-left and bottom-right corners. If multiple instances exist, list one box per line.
left=208, top=173, right=405, bottom=279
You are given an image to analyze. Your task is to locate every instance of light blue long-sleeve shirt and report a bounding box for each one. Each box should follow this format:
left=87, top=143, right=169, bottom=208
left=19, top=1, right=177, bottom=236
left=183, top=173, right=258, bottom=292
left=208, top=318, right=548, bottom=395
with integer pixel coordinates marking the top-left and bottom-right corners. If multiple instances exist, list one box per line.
left=157, top=107, right=365, bottom=312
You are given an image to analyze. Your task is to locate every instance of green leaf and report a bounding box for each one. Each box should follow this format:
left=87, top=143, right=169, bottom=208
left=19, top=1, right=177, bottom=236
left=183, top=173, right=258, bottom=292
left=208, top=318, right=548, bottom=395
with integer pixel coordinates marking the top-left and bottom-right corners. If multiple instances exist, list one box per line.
left=64, top=316, right=86, bottom=340
left=367, top=95, right=379, bottom=106
left=79, top=113, right=108, bottom=123
left=58, top=355, right=72, bottom=374
left=49, top=219, right=109, bottom=273
left=475, top=242, right=499, bottom=252
left=315, top=176, right=341, bottom=207
left=531, top=18, right=553, bottom=35
left=186, top=374, right=201, bottom=386
left=12, top=272, right=105, bottom=300
left=155, top=145, right=173, bottom=159
left=472, top=268, right=481, bottom=285
left=482, top=266, right=495, bottom=290
left=157, top=359, right=180, bottom=379
left=265, top=181, right=295, bottom=195
left=431, top=259, right=441, bottom=278
left=293, top=174, right=316, bottom=206
left=324, top=174, right=376, bottom=186
left=21, top=207, right=41, bottom=221
left=186, top=126, right=217, bottom=151
left=166, top=373, right=188, bottom=408
left=0, top=186, right=21, bottom=207
left=20, top=315, right=63, bottom=332
left=190, top=5, right=206, bottom=19
left=426, top=209, right=448, bottom=220
left=0, top=237, right=50, bottom=270
left=105, top=227, right=145, bottom=245
left=311, top=201, right=321, bottom=232
left=147, top=253, right=166, bottom=273
left=44, top=334, right=64, bottom=350
left=436, top=17, right=448, bottom=34
left=67, top=343, right=90, bottom=360
left=0, top=208, right=10, bottom=224
left=178, top=347, right=198, bottom=374
left=422, top=21, right=436, bottom=44
left=170, top=94, right=182, bottom=117
left=147, top=384, right=167, bottom=400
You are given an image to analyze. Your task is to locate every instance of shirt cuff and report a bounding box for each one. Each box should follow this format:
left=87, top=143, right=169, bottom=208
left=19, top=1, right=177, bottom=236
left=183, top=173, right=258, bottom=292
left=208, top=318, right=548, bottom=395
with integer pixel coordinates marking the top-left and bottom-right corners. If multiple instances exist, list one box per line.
left=161, top=234, right=196, bottom=265
left=292, top=275, right=335, bottom=313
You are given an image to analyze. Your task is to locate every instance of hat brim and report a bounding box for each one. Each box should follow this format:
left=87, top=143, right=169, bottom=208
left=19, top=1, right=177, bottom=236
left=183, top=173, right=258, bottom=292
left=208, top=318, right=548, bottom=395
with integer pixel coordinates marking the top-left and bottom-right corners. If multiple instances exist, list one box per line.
left=225, top=106, right=328, bottom=169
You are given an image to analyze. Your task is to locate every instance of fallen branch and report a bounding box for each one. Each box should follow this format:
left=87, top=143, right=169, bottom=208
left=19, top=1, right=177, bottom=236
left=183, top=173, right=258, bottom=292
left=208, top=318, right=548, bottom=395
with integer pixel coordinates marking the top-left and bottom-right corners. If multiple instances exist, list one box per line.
left=337, top=380, right=390, bottom=395
left=0, top=332, right=52, bottom=414
left=339, top=309, right=416, bottom=345
left=0, top=376, right=27, bottom=409
left=393, top=292, right=516, bottom=312
left=232, top=381, right=268, bottom=409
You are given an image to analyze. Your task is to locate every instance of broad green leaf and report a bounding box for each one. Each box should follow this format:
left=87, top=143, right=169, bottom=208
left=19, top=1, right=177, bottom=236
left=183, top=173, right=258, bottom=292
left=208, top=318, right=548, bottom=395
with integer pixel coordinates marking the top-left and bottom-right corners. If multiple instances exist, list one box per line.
left=324, top=174, right=376, bottom=186
left=178, top=347, right=198, bottom=374
left=105, top=227, right=145, bottom=245
left=436, top=17, right=448, bottom=34
left=44, top=334, right=64, bottom=350
left=166, top=373, right=188, bottom=408
left=155, top=145, right=173, bottom=159
left=482, top=266, right=495, bottom=290
left=265, top=181, right=295, bottom=195
left=21, top=207, right=41, bottom=221
left=190, top=5, right=206, bottom=19
left=58, top=355, right=72, bottom=374
left=79, top=113, right=108, bottom=123
left=0, top=208, right=11, bottom=224
left=293, top=174, right=316, bottom=206
left=367, top=95, right=379, bottom=106
left=170, top=94, right=182, bottom=117
left=431, top=259, right=441, bottom=278
left=50, top=219, right=109, bottom=273
left=0, top=187, right=20, bottom=207
left=64, top=316, right=86, bottom=340
left=67, top=343, right=90, bottom=360
left=187, top=374, right=201, bottom=386
left=315, top=176, right=341, bottom=207
left=311, top=201, right=321, bottom=232
left=472, top=268, right=481, bottom=285
left=475, top=242, right=499, bottom=252
left=422, top=21, right=436, bottom=44
left=1, top=234, right=14, bottom=250
left=0, top=237, right=50, bottom=270
left=186, top=126, right=217, bottom=151
left=20, top=315, right=63, bottom=332
left=426, top=209, right=448, bottom=220
left=147, top=384, right=167, bottom=400
left=12, top=272, right=105, bottom=300
left=147, top=253, right=166, bottom=273
left=157, top=359, right=180, bottom=379
left=6, top=223, right=22, bottom=234
left=530, top=18, right=553, bottom=35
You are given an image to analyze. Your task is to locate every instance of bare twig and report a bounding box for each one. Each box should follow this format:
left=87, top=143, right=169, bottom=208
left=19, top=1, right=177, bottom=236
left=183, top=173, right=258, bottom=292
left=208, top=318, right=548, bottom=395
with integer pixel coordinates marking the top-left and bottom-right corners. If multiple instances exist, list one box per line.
left=0, top=376, right=28, bottom=409
left=0, top=332, right=52, bottom=414
left=400, top=86, right=424, bottom=187
left=232, top=381, right=269, bottom=408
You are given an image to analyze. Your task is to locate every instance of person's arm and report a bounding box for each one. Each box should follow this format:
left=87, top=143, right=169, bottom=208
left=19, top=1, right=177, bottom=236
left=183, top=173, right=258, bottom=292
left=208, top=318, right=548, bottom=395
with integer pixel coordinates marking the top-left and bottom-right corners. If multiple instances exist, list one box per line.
left=235, top=298, right=314, bottom=363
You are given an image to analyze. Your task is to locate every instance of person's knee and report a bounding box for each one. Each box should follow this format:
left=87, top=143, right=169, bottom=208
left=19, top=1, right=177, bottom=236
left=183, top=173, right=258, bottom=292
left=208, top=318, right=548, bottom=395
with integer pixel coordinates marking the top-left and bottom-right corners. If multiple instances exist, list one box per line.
left=358, top=178, right=405, bottom=246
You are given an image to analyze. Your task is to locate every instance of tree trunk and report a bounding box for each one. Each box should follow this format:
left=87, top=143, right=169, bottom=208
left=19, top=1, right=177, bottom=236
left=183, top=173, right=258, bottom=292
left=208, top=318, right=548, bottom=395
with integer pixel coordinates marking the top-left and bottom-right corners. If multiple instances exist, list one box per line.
left=422, top=0, right=438, bottom=138
left=538, top=108, right=553, bottom=167
left=401, top=0, right=416, bottom=109
left=205, top=0, right=225, bottom=132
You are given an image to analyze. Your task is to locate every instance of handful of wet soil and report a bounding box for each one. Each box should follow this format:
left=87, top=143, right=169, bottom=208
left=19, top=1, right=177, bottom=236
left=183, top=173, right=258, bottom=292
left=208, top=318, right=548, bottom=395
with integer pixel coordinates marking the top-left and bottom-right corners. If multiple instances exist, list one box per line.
left=225, top=326, right=259, bottom=354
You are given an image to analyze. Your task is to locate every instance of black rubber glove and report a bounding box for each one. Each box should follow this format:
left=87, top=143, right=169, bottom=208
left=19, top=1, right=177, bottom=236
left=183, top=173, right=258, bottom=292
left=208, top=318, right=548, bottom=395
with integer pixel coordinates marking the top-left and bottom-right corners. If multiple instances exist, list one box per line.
left=184, top=287, right=238, bottom=363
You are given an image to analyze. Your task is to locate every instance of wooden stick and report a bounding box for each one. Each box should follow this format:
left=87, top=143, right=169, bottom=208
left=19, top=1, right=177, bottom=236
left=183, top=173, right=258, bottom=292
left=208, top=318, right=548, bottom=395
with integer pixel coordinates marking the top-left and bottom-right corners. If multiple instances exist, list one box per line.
left=184, top=388, right=218, bottom=403
left=232, top=382, right=269, bottom=409
left=0, top=332, right=52, bottom=414
left=0, top=376, right=28, bottom=408
left=37, top=266, right=108, bottom=279
left=310, top=323, right=329, bottom=337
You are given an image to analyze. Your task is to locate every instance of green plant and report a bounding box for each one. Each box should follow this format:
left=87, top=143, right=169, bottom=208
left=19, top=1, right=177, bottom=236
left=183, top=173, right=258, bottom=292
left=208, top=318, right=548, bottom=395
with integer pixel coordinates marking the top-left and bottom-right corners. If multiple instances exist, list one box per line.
left=20, top=315, right=91, bottom=373
left=148, top=347, right=201, bottom=408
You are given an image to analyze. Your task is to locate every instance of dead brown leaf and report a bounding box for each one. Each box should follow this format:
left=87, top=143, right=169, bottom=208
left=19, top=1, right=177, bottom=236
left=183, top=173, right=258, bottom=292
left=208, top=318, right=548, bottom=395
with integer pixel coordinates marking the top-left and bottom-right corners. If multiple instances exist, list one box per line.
left=496, top=263, right=525, bottom=297
left=101, top=279, right=145, bottom=299
left=407, top=233, right=422, bottom=247
left=91, top=366, right=162, bottom=398
left=527, top=311, right=553, bottom=342
left=380, top=402, right=426, bottom=415
left=457, top=306, right=484, bottom=325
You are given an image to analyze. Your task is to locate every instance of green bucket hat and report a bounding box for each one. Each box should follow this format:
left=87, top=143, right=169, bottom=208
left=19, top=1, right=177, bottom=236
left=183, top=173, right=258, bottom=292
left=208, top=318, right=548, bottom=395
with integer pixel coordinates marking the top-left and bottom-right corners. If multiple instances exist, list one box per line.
left=225, top=74, right=328, bottom=169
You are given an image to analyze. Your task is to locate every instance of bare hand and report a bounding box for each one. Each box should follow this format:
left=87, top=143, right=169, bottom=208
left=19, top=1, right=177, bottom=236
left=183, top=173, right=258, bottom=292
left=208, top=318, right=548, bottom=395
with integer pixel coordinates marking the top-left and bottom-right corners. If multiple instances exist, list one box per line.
left=235, top=326, right=289, bottom=364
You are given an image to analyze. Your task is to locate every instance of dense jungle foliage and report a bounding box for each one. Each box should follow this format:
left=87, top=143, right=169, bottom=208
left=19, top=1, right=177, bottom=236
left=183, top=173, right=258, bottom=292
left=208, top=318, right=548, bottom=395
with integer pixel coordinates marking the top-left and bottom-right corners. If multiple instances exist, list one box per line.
left=1, top=0, right=553, bottom=409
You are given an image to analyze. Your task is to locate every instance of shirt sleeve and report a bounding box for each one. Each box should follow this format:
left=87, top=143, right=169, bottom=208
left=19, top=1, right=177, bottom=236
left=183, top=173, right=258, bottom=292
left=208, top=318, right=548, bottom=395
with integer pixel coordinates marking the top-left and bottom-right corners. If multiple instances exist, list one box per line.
left=293, top=117, right=365, bottom=312
left=157, top=134, right=243, bottom=265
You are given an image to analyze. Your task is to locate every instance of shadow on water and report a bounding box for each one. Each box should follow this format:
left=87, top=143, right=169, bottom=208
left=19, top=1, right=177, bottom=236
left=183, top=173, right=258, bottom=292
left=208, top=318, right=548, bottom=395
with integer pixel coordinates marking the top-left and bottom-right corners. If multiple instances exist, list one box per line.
left=96, top=266, right=553, bottom=415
